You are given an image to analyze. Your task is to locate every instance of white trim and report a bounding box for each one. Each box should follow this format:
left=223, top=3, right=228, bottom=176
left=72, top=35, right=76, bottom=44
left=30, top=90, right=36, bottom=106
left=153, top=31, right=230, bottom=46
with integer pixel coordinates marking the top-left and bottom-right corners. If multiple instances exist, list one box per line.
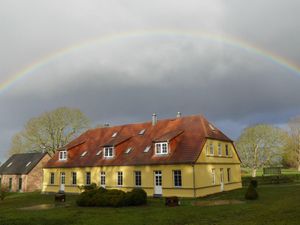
left=103, top=147, right=114, bottom=158
left=155, top=142, right=169, bottom=155
left=59, top=151, right=67, bottom=160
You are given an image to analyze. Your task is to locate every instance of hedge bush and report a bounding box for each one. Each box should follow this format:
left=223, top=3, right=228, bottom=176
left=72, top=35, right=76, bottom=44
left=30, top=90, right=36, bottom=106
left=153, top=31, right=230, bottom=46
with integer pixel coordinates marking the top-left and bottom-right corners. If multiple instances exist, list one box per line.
left=77, top=187, right=147, bottom=207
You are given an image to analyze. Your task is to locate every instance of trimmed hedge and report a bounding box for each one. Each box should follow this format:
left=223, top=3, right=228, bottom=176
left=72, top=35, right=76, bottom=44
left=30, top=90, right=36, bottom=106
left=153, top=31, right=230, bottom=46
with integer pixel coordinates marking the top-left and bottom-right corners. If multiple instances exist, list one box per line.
left=242, top=175, right=294, bottom=187
left=76, top=187, right=147, bottom=207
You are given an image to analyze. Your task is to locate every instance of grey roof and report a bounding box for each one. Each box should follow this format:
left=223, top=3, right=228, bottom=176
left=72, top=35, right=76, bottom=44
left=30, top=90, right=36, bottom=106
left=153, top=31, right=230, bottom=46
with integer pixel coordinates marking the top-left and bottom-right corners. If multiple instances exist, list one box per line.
left=0, top=152, right=48, bottom=175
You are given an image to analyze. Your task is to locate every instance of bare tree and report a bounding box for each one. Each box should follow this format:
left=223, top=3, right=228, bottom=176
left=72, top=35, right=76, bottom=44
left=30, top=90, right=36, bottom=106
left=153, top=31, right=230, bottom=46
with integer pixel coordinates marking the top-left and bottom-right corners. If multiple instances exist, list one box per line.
left=236, top=124, right=287, bottom=177
left=9, top=107, right=90, bottom=155
left=285, top=116, right=300, bottom=171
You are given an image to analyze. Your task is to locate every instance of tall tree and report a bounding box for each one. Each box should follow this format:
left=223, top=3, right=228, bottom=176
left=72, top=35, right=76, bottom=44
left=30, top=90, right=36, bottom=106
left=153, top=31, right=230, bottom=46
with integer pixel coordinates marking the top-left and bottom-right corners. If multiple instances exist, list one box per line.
left=9, top=107, right=90, bottom=155
left=236, top=124, right=287, bottom=177
left=284, top=116, right=300, bottom=171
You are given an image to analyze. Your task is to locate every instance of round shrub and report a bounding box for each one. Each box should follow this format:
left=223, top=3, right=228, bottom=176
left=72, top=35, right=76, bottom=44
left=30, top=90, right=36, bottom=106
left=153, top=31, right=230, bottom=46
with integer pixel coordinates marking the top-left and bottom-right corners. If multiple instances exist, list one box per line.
left=126, top=188, right=147, bottom=206
left=245, top=183, right=258, bottom=200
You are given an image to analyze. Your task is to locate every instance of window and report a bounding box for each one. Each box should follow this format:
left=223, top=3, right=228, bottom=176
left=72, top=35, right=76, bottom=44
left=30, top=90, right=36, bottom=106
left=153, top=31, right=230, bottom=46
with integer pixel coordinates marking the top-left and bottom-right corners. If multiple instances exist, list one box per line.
left=72, top=172, right=77, bottom=185
left=155, top=142, right=168, bottom=155
left=134, top=171, right=141, bottom=186
left=112, top=132, right=118, bottom=137
left=227, top=168, right=231, bottom=182
left=125, top=147, right=132, bottom=154
left=173, top=170, right=182, bottom=187
left=100, top=172, right=106, bottom=186
left=61, top=172, right=65, bottom=185
left=211, top=169, right=216, bottom=185
left=144, top=146, right=151, bottom=153
left=50, top=173, right=55, bottom=185
left=59, top=151, right=67, bottom=160
left=25, top=161, right=31, bottom=167
left=206, top=145, right=209, bottom=155
left=209, top=143, right=214, bottom=155
left=139, top=129, right=146, bottom=135
left=104, top=147, right=114, bottom=158
left=96, top=150, right=102, bottom=156
left=9, top=178, right=12, bottom=191
left=218, top=143, right=222, bottom=156
left=86, top=172, right=91, bottom=185
left=225, top=144, right=229, bottom=156
left=6, top=162, right=13, bottom=168
left=81, top=151, right=87, bottom=157
left=18, top=177, right=22, bottom=191
left=209, top=124, right=216, bottom=131
left=117, top=171, right=123, bottom=186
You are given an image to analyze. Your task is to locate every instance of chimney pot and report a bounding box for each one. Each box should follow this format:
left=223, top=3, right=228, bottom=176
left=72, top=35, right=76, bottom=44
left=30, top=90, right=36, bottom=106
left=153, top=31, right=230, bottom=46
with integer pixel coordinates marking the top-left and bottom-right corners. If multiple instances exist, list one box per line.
left=152, top=113, right=157, bottom=126
left=177, top=112, right=181, bottom=118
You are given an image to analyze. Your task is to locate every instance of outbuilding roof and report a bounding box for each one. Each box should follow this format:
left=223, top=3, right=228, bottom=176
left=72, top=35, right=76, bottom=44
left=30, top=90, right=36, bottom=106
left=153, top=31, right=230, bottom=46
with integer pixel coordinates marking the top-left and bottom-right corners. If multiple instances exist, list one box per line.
left=45, top=114, right=233, bottom=168
left=0, top=152, right=48, bottom=175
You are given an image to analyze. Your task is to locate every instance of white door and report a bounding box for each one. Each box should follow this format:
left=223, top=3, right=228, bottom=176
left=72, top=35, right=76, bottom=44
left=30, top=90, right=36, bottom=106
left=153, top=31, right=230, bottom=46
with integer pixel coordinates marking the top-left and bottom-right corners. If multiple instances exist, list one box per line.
left=154, top=171, right=162, bottom=195
left=60, top=172, right=65, bottom=192
left=220, top=169, right=224, bottom=191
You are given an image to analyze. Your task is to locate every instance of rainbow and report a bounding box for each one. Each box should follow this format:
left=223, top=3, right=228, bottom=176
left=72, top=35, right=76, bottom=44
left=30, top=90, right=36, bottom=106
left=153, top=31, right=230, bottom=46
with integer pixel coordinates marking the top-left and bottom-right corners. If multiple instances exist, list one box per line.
left=1, top=29, right=300, bottom=94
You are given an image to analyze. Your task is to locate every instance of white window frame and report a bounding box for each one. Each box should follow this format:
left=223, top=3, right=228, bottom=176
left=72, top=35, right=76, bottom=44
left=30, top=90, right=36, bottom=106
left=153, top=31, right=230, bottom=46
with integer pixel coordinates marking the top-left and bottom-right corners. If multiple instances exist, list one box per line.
left=72, top=172, right=77, bottom=185
left=59, top=150, right=67, bottom=161
left=218, top=143, right=222, bottom=156
left=100, top=171, right=106, bottom=187
left=134, top=171, right=142, bottom=187
left=227, top=168, right=231, bottom=183
left=50, top=172, right=55, bottom=185
left=209, top=143, right=214, bottom=156
left=103, top=147, right=114, bottom=158
left=173, top=170, right=182, bottom=187
left=212, top=168, right=216, bottom=185
left=117, top=171, right=123, bottom=186
left=155, top=142, right=169, bottom=155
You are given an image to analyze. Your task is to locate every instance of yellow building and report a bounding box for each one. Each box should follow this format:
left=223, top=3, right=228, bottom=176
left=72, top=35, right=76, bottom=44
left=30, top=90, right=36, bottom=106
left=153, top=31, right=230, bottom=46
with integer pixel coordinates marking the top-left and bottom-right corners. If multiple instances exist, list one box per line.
left=43, top=114, right=242, bottom=197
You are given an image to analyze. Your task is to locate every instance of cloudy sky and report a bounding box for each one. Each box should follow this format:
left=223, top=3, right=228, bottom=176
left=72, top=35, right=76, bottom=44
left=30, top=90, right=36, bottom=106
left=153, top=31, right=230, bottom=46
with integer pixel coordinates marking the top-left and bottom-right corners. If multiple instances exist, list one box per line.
left=1, top=0, right=300, bottom=162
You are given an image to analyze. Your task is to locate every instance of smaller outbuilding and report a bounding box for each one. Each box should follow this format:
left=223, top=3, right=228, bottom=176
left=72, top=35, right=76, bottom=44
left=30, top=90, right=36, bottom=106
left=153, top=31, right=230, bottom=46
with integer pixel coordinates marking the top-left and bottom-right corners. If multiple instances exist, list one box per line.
left=0, top=152, right=51, bottom=192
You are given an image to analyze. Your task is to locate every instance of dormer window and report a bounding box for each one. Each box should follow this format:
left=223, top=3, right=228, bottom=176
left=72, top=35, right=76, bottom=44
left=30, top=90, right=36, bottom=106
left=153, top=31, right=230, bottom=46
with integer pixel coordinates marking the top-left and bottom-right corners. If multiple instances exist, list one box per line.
left=112, top=132, right=118, bottom=138
left=59, top=151, right=67, bottom=160
left=155, top=142, right=169, bottom=155
left=104, top=147, right=114, bottom=158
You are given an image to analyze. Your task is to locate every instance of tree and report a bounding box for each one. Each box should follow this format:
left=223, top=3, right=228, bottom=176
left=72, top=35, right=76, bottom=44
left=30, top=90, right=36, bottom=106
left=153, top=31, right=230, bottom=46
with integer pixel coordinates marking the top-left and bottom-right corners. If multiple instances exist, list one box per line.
left=284, top=116, right=300, bottom=171
left=9, top=107, right=90, bottom=155
left=236, top=124, right=287, bottom=177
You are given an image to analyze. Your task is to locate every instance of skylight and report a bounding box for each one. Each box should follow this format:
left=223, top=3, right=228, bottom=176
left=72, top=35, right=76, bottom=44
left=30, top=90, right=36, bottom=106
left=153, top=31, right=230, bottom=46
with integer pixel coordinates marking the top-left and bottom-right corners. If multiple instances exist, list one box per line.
left=125, top=147, right=132, bottom=154
left=139, top=129, right=146, bottom=135
left=81, top=151, right=87, bottom=157
left=144, top=146, right=151, bottom=153
left=209, top=124, right=216, bottom=131
left=112, top=132, right=118, bottom=138
left=6, top=162, right=13, bottom=168
left=96, top=150, right=102, bottom=156
left=26, top=161, right=32, bottom=167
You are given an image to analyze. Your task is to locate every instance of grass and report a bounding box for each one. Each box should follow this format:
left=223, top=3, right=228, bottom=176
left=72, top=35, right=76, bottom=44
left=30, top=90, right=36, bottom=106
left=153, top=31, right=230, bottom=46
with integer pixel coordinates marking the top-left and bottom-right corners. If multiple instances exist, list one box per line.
left=1, top=184, right=300, bottom=225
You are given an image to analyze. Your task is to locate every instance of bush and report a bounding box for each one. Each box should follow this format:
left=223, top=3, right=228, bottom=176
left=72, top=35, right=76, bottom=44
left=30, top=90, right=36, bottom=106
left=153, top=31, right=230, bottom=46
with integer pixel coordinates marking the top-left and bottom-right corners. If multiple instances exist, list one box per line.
left=245, top=183, right=258, bottom=200
left=250, top=179, right=258, bottom=188
left=0, top=186, right=9, bottom=201
left=125, top=188, right=147, bottom=206
left=77, top=187, right=147, bottom=207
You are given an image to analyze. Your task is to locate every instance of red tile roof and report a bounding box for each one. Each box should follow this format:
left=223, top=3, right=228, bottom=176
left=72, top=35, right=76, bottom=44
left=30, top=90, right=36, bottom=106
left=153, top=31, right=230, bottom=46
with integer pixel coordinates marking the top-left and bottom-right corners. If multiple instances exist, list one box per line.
left=45, top=114, right=233, bottom=168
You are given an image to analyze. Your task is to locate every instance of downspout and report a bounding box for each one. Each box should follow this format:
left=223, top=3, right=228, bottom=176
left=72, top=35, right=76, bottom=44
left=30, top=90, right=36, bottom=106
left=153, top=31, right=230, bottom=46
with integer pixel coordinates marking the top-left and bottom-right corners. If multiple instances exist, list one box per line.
left=192, top=164, right=196, bottom=198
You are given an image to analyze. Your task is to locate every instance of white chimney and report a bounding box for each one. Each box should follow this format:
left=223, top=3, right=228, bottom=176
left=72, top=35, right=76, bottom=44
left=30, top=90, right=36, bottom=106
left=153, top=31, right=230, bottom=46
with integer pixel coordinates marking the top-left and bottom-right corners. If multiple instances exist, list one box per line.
left=177, top=112, right=181, bottom=118
left=152, top=113, right=157, bottom=126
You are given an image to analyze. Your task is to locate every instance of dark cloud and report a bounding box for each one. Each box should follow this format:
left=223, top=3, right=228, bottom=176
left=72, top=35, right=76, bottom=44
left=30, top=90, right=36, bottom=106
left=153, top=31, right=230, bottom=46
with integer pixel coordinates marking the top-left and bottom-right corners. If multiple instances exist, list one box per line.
left=1, top=0, right=300, bottom=162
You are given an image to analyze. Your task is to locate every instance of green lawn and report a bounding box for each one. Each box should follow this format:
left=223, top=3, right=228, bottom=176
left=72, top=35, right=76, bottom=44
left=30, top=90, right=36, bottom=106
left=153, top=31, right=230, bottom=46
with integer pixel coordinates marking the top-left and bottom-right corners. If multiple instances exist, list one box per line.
left=1, top=184, right=300, bottom=225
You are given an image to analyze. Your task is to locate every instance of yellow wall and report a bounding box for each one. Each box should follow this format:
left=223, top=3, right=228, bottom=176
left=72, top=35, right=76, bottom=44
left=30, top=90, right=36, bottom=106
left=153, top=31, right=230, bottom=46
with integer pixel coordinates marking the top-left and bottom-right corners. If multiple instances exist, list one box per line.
left=43, top=139, right=242, bottom=197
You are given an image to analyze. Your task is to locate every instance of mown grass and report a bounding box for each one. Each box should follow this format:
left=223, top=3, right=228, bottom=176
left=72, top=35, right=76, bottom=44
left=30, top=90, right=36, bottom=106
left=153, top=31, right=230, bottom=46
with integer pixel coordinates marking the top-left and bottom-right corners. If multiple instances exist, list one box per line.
left=1, top=184, right=300, bottom=225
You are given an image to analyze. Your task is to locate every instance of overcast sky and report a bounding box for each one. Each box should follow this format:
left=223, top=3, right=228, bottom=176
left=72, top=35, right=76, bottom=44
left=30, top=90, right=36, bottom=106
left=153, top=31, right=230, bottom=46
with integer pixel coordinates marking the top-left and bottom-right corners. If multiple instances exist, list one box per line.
left=1, top=0, right=300, bottom=162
